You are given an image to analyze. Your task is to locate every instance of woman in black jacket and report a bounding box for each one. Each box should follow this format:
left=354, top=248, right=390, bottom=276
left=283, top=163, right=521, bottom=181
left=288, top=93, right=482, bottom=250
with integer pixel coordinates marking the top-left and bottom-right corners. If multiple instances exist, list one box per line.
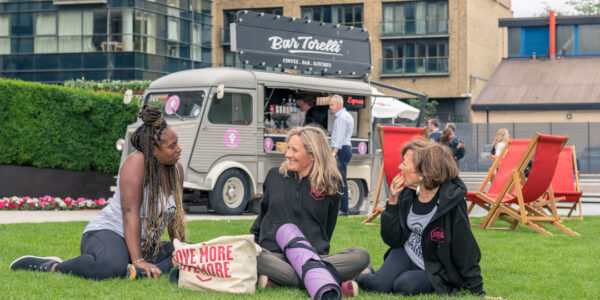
left=250, top=125, right=369, bottom=294
left=356, top=139, right=485, bottom=296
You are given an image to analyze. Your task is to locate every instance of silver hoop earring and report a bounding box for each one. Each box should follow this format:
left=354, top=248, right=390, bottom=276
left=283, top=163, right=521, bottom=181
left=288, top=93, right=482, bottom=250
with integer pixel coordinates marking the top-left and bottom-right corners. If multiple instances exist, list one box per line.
left=416, top=183, right=421, bottom=196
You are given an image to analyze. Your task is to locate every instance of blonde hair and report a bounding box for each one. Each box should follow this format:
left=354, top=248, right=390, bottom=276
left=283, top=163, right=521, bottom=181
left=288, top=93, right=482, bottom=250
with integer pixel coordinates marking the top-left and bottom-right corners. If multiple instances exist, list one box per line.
left=279, top=125, right=343, bottom=195
left=401, top=139, right=458, bottom=190
left=492, top=128, right=509, bottom=149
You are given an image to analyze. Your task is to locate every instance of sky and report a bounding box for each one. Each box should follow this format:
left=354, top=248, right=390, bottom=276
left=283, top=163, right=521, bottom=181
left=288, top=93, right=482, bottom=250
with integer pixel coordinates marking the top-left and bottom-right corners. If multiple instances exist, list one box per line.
left=511, top=0, right=575, bottom=17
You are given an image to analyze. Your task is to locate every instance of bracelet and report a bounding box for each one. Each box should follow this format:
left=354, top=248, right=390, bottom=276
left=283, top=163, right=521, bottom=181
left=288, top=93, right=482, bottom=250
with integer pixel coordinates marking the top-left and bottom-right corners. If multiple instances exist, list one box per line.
left=133, top=258, right=145, bottom=266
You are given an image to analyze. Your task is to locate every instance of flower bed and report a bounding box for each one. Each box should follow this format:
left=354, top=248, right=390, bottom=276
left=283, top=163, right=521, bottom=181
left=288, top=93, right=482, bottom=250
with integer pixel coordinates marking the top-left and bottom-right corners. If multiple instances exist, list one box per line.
left=0, top=196, right=112, bottom=210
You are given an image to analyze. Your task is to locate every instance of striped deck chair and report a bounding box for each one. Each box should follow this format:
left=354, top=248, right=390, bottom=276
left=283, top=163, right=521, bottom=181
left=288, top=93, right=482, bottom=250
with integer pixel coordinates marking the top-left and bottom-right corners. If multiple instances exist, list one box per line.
left=362, top=125, right=428, bottom=225
left=480, top=133, right=579, bottom=236
left=537, top=145, right=583, bottom=220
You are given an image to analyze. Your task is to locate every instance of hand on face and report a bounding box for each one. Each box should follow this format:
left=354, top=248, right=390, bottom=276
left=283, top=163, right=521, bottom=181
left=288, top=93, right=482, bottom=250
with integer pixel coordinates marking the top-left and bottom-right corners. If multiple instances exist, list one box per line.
left=388, top=172, right=405, bottom=205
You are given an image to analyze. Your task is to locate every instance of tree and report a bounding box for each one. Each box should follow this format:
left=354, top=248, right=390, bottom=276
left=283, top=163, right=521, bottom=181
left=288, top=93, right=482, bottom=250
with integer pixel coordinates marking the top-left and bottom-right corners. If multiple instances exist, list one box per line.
left=407, top=98, right=438, bottom=120
left=535, top=1, right=567, bottom=17
left=566, top=0, right=600, bottom=15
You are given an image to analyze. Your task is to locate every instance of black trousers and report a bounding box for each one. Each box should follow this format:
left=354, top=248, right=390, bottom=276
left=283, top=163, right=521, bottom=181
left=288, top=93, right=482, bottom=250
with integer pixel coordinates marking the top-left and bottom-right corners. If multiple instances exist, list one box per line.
left=336, top=145, right=352, bottom=212
left=54, top=229, right=174, bottom=280
left=356, top=247, right=433, bottom=295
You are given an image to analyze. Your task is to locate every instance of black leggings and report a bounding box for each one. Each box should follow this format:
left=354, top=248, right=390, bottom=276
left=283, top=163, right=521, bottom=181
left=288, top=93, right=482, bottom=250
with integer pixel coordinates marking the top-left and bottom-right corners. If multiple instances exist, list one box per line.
left=54, top=229, right=174, bottom=280
left=356, top=247, right=433, bottom=295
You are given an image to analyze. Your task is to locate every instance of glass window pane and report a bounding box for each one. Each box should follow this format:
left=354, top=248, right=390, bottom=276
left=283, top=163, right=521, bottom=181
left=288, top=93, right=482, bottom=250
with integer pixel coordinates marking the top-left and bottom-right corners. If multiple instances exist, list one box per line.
left=0, top=15, right=9, bottom=36
left=0, top=37, right=10, bottom=54
left=35, top=37, right=57, bottom=53
left=11, top=13, right=34, bottom=36
left=508, top=27, right=521, bottom=56
left=59, top=11, right=82, bottom=35
left=415, top=2, right=426, bottom=34
left=36, top=13, right=56, bottom=35
left=556, top=25, right=574, bottom=55
left=208, top=93, right=253, bottom=125
left=578, top=24, right=600, bottom=53
left=168, top=18, right=179, bottom=41
left=148, top=91, right=206, bottom=119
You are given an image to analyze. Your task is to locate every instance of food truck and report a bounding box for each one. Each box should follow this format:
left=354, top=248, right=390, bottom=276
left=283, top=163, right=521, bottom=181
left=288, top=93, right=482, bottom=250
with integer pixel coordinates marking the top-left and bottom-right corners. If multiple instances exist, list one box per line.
left=117, top=67, right=376, bottom=215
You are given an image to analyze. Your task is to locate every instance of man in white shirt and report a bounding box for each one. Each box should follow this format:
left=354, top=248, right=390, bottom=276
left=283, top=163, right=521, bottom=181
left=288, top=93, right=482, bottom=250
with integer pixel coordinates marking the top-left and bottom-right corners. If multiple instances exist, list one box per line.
left=329, top=94, right=354, bottom=215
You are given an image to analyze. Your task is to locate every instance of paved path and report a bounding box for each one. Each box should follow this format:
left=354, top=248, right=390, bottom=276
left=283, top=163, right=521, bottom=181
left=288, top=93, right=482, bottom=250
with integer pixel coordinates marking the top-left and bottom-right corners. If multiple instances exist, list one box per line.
left=1, top=202, right=599, bottom=224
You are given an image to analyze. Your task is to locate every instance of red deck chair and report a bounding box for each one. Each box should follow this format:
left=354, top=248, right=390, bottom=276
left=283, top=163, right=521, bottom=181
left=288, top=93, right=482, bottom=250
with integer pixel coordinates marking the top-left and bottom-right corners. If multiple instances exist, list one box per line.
left=465, top=139, right=531, bottom=227
left=362, top=125, right=428, bottom=225
left=537, top=146, right=583, bottom=220
left=480, top=133, right=579, bottom=236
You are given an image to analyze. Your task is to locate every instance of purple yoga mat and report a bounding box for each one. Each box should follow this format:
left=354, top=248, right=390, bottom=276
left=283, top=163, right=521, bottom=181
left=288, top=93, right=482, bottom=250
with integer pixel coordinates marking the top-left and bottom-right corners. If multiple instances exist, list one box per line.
left=276, top=223, right=341, bottom=300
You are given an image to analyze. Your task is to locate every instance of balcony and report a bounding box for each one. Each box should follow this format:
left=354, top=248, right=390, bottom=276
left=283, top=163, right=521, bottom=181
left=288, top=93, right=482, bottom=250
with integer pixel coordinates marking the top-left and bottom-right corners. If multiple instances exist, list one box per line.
left=220, top=28, right=230, bottom=45
left=379, top=18, right=449, bottom=39
left=379, top=57, right=449, bottom=77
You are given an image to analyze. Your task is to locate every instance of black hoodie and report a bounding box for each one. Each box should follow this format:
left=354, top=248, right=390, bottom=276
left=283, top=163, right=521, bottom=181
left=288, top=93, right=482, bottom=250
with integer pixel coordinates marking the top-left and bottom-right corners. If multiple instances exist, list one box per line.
left=250, top=167, right=341, bottom=255
left=381, top=177, right=485, bottom=296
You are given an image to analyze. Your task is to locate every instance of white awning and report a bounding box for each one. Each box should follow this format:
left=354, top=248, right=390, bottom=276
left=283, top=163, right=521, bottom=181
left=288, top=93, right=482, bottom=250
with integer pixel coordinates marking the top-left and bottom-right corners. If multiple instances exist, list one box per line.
left=371, top=88, right=420, bottom=121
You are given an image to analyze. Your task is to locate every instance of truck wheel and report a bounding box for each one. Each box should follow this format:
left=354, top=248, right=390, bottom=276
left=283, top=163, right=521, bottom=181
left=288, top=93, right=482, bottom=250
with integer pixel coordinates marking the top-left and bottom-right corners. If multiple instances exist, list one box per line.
left=347, top=179, right=365, bottom=215
left=209, top=169, right=249, bottom=215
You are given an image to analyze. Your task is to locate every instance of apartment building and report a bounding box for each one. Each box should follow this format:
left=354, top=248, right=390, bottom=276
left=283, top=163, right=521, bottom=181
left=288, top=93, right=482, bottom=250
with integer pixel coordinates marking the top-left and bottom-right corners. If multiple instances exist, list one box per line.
left=0, top=0, right=213, bottom=83
left=213, top=0, right=512, bottom=122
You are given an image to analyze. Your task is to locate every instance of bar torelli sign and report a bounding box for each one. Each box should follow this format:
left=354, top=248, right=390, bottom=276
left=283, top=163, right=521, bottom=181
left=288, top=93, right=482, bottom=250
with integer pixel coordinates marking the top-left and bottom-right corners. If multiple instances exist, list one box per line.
left=231, top=11, right=371, bottom=77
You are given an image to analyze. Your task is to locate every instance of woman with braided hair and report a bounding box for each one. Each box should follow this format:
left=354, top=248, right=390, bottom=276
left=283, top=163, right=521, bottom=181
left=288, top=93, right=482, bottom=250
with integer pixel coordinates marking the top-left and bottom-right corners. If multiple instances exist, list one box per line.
left=10, top=105, right=186, bottom=280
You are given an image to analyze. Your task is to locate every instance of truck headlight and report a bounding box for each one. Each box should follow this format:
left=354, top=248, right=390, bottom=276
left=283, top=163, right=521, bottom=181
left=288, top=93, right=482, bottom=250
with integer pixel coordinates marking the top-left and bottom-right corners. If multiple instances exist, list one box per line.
left=116, top=138, right=125, bottom=151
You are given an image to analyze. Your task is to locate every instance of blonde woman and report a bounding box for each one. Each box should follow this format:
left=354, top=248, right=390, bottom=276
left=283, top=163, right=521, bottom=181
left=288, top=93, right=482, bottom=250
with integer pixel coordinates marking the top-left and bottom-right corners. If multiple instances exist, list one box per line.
left=251, top=125, right=369, bottom=294
left=491, top=128, right=509, bottom=155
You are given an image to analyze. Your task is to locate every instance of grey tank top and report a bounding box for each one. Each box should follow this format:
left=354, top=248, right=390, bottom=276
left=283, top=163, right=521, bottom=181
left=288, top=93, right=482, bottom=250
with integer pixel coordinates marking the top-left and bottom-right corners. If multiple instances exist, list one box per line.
left=84, top=159, right=177, bottom=248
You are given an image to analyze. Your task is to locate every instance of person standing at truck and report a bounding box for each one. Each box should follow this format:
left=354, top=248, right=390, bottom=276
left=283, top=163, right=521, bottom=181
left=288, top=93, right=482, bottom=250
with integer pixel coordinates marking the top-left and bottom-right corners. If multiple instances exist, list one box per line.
left=296, top=98, right=328, bottom=130
left=251, top=125, right=369, bottom=295
left=329, top=94, right=354, bottom=216
left=10, top=105, right=186, bottom=280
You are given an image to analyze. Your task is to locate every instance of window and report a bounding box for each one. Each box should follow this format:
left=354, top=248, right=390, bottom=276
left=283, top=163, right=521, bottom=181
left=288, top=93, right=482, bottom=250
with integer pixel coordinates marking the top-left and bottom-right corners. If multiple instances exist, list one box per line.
left=135, top=11, right=156, bottom=54
left=192, top=0, right=211, bottom=13
left=223, top=45, right=241, bottom=67
left=208, top=93, right=253, bottom=125
left=147, top=91, right=206, bottom=118
left=578, top=24, right=600, bottom=54
left=11, top=13, right=33, bottom=36
left=382, top=39, right=448, bottom=74
left=192, top=23, right=202, bottom=61
left=508, top=27, right=521, bottom=56
left=382, top=1, right=447, bottom=36
left=301, top=4, right=363, bottom=27
left=35, top=13, right=57, bottom=53
left=0, top=14, right=11, bottom=54
left=168, top=18, right=179, bottom=57
left=108, top=9, right=133, bottom=52
left=556, top=25, right=574, bottom=55
left=223, top=7, right=282, bottom=45
left=58, top=11, right=82, bottom=52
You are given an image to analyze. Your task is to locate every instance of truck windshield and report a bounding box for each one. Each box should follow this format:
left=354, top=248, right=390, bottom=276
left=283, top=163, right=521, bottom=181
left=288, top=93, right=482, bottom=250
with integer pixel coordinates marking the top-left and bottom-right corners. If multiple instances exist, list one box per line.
left=146, top=91, right=205, bottom=118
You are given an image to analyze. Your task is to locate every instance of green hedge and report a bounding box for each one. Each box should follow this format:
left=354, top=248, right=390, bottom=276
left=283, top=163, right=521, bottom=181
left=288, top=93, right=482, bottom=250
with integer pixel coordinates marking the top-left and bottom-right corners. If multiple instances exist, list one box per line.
left=0, top=79, right=139, bottom=174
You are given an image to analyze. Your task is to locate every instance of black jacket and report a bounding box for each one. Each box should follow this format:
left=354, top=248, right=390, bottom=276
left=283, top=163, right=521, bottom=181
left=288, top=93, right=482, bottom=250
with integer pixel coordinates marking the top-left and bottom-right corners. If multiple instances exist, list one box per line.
left=381, top=177, right=484, bottom=295
left=250, top=168, right=341, bottom=255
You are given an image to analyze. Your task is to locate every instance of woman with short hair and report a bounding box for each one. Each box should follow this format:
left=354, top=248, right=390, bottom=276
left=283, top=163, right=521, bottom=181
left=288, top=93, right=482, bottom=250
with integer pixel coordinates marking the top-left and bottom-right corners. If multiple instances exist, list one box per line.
left=356, top=139, right=485, bottom=296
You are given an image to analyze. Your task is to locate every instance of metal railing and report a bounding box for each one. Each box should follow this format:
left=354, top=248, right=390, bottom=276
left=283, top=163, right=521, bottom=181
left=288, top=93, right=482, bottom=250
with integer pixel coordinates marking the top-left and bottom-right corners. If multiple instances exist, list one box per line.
left=380, top=18, right=448, bottom=37
left=379, top=57, right=449, bottom=75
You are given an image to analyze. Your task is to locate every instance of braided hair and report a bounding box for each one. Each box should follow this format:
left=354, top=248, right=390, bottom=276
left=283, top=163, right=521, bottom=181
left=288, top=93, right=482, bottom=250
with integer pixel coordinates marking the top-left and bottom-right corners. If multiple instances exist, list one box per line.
left=130, top=105, right=186, bottom=259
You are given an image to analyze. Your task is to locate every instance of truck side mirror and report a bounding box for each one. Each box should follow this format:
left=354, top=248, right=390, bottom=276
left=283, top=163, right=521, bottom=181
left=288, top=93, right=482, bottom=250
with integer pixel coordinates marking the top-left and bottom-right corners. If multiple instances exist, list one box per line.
left=123, top=89, right=133, bottom=104
left=217, top=84, right=225, bottom=99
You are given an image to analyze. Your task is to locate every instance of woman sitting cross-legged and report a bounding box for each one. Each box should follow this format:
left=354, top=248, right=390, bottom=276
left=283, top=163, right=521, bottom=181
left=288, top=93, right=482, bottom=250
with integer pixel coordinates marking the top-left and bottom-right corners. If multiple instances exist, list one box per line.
left=10, top=105, right=186, bottom=280
left=356, top=139, right=486, bottom=296
left=250, top=125, right=370, bottom=296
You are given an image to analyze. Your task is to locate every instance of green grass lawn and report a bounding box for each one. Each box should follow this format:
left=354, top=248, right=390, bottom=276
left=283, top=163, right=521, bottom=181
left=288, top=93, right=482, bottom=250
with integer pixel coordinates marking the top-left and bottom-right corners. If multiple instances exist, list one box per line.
left=1, top=216, right=598, bottom=299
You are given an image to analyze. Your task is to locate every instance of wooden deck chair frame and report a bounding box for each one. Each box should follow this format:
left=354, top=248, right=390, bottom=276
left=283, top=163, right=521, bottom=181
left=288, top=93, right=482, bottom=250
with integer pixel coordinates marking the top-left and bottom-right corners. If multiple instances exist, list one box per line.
left=362, top=125, right=428, bottom=225
left=479, top=133, right=580, bottom=236
left=465, top=138, right=526, bottom=228
left=536, top=145, right=583, bottom=221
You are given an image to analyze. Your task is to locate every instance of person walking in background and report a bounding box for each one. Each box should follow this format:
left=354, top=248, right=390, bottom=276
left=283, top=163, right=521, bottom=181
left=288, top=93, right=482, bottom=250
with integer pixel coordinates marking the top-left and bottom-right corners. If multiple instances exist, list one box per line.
left=491, top=128, right=510, bottom=156
left=442, top=123, right=465, bottom=166
left=251, top=125, right=369, bottom=294
left=329, top=94, right=354, bottom=215
left=10, top=105, right=186, bottom=280
left=356, top=140, right=486, bottom=296
left=428, top=118, right=442, bottom=142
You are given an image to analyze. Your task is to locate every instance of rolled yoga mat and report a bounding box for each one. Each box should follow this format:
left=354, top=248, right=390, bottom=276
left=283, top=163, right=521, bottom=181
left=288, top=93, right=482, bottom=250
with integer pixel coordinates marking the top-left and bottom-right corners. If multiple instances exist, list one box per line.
left=276, top=223, right=342, bottom=300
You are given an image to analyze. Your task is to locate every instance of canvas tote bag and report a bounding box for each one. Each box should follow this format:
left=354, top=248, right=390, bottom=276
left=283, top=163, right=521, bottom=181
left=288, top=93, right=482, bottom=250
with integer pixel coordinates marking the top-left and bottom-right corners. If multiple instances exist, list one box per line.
left=173, top=235, right=262, bottom=294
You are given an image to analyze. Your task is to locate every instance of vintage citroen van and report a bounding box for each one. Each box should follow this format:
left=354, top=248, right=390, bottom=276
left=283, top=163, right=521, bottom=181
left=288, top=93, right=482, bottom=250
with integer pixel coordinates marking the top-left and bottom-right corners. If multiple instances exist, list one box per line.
left=118, top=67, right=375, bottom=215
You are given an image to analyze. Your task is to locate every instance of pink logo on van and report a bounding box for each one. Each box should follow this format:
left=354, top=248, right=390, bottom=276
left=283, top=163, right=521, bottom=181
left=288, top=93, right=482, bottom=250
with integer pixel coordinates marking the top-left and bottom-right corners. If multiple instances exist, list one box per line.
left=358, top=142, right=367, bottom=154
left=223, top=129, right=241, bottom=148
left=264, top=138, right=274, bottom=151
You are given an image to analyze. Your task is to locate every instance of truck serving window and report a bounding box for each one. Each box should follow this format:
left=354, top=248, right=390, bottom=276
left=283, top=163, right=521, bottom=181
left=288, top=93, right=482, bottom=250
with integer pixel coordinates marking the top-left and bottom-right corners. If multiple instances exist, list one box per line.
left=208, top=93, right=253, bottom=125
left=146, top=91, right=205, bottom=118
